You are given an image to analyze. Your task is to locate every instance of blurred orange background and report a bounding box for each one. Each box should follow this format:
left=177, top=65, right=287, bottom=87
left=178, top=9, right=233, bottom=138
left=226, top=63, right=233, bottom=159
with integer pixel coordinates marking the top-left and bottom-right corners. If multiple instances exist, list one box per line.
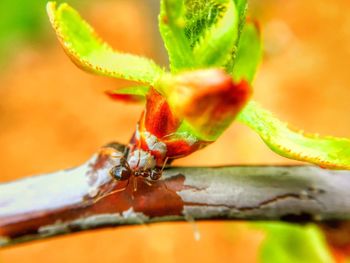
left=0, top=0, right=349, bottom=262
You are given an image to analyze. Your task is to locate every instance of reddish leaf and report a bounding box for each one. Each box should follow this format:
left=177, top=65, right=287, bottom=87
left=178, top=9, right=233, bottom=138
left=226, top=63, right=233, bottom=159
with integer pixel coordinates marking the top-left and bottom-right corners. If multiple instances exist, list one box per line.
left=143, top=88, right=181, bottom=138
left=105, top=90, right=145, bottom=103
left=161, top=69, right=251, bottom=141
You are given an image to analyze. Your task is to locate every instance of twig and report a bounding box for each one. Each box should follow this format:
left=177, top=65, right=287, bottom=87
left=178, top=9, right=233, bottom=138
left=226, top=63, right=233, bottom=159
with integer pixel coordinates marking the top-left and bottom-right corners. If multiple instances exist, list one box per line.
left=1, top=143, right=350, bottom=247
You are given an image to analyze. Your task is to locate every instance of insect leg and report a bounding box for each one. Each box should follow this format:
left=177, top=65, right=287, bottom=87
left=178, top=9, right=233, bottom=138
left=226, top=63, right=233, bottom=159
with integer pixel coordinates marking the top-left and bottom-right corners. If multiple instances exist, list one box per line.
left=160, top=157, right=169, bottom=174
left=91, top=186, right=127, bottom=204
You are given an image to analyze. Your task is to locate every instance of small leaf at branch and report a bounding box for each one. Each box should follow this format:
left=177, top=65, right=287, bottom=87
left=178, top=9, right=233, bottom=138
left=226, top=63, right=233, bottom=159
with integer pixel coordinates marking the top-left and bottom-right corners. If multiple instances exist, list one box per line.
left=106, top=86, right=149, bottom=103
left=143, top=87, right=181, bottom=138
left=238, top=101, right=350, bottom=169
left=47, top=2, right=164, bottom=85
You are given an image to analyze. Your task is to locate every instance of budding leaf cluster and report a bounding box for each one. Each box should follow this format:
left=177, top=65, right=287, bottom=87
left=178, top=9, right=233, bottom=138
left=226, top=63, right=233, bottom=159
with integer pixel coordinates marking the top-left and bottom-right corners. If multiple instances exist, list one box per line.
left=47, top=0, right=350, bottom=169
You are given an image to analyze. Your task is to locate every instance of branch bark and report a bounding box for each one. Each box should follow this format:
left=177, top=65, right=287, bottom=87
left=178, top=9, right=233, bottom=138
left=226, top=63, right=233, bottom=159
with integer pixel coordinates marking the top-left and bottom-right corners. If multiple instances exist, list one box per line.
left=1, top=143, right=350, bottom=247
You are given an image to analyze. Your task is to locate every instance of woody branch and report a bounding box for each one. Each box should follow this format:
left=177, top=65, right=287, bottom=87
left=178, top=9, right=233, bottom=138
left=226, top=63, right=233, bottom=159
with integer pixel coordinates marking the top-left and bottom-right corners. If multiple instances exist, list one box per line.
left=1, top=143, right=350, bottom=248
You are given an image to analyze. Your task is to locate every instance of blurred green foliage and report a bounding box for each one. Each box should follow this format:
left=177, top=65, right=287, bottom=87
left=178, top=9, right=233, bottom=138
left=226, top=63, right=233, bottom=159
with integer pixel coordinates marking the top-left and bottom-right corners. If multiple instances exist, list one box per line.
left=258, top=223, right=335, bottom=263
left=0, top=0, right=89, bottom=67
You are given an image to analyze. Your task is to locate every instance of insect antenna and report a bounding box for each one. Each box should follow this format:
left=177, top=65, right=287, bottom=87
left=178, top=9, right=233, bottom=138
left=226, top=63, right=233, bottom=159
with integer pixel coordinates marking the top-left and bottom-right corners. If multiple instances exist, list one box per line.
left=123, top=145, right=130, bottom=158
left=160, top=157, right=169, bottom=173
left=147, top=157, right=169, bottom=187
left=158, top=157, right=170, bottom=191
left=134, top=135, right=142, bottom=169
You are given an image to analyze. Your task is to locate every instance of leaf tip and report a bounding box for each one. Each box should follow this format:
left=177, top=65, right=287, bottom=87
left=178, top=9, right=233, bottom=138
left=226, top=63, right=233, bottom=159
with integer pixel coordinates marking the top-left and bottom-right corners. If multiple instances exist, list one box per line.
left=105, top=90, right=145, bottom=103
left=246, top=17, right=262, bottom=36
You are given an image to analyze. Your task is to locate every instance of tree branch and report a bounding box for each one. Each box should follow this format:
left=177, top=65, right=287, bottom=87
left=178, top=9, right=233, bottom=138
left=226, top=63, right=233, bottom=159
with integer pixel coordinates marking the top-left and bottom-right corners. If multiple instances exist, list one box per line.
left=1, top=143, right=350, bottom=247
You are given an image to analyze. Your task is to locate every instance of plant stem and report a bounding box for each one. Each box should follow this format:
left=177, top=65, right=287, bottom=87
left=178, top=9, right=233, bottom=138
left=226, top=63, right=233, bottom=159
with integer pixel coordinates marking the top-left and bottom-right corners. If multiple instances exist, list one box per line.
left=1, top=142, right=350, bottom=247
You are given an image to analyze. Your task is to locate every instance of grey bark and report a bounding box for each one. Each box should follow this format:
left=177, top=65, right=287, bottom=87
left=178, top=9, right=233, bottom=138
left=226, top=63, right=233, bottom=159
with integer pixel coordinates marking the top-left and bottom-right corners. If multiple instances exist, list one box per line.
left=1, top=146, right=350, bottom=247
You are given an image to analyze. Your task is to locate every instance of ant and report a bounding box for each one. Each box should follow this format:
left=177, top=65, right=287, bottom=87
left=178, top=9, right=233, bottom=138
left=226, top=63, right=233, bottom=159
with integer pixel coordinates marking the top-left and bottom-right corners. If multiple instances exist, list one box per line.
left=109, top=157, right=163, bottom=181
left=87, top=147, right=169, bottom=204
left=112, top=141, right=168, bottom=179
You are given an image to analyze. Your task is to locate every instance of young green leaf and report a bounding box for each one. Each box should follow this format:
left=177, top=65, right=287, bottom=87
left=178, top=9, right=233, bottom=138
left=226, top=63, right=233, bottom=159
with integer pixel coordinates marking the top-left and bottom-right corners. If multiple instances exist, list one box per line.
left=192, top=0, right=239, bottom=67
left=238, top=101, right=350, bottom=169
left=159, top=0, right=243, bottom=71
left=159, top=0, right=195, bottom=72
left=231, top=21, right=262, bottom=83
left=258, top=223, right=335, bottom=263
left=47, top=2, right=164, bottom=85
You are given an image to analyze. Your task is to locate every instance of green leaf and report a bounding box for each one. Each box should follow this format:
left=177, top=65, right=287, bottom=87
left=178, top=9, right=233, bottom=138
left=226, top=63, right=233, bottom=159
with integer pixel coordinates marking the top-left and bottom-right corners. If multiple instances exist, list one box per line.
left=231, top=21, right=263, bottom=83
left=159, top=0, right=243, bottom=71
left=230, top=9, right=349, bottom=170
left=258, top=223, right=335, bottom=263
left=192, top=0, right=239, bottom=67
left=159, top=0, right=195, bottom=72
left=238, top=101, right=350, bottom=169
left=0, top=0, right=46, bottom=65
left=47, top=2, right=164, bottom=85
left=184, top=0, right=229, bottom=47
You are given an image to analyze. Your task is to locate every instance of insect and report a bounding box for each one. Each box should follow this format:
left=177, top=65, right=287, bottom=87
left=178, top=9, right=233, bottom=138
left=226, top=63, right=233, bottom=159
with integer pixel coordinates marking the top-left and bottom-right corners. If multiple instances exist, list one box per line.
left=109, top=144, right=169, bottom=187
left=98, top=151, right=166, bottom=201
left=107, top=127, right=170, bottom=184
left=85, top=132, right=171, bottom=204
left=109, top=156, right=163, bottom=182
